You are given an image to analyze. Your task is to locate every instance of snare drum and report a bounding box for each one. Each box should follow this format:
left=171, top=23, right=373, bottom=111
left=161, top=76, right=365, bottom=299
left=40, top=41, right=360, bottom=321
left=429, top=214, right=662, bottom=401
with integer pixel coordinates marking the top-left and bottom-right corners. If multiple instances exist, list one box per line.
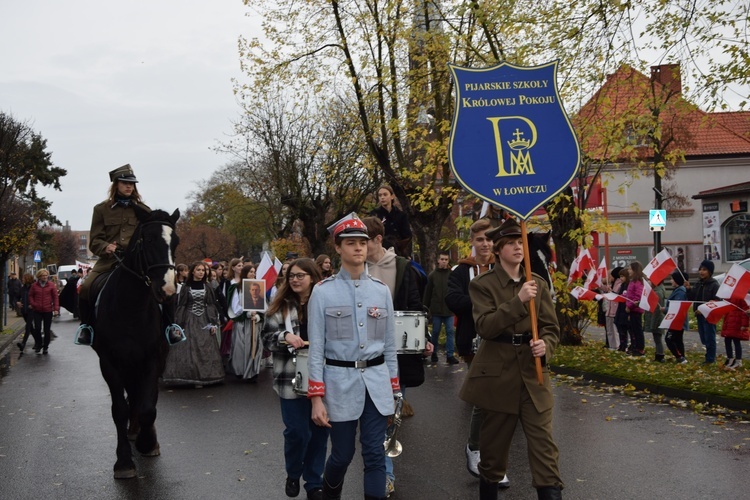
left=291, top=349, right=310, bottom=396
left=393, top=311, right=428, bottom=353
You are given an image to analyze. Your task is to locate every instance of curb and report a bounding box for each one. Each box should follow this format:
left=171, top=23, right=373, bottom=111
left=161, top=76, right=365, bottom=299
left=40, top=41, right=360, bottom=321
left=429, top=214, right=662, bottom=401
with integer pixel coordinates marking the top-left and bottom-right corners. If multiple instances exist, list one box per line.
left=551, top=365, right=750, bottom=413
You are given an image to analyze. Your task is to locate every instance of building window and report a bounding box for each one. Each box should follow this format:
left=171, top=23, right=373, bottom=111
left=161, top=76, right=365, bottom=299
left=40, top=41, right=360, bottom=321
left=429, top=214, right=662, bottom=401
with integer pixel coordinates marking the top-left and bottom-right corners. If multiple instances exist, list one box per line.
left=80, top=234, right=87, bottom=241
left=724, top=214, right=750, bottom=262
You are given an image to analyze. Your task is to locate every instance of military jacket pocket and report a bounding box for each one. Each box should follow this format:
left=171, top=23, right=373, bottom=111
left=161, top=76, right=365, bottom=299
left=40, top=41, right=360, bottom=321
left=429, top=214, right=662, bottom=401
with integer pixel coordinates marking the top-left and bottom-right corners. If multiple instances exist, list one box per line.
left=468, top=361, right=504, bottom=379
left=325, top=307, right=354, bottom=341
left=366, top=306, right=387, bottom=341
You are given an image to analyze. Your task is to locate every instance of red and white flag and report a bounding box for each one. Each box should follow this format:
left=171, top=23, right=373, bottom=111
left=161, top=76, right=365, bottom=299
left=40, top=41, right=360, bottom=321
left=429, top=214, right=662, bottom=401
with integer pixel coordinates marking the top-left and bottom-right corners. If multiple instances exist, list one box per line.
left=595, top=258, right=608, bottom=288
left=257, top=253, right=283, bottom=290
left=697, top=300, right=735, bottom=325
left=716, top=264, right=750, bottom=302
left=639, top=279, right=660, bottom=313
left=600, top=292, right=627, bottom=303
left=658, top=301, right=692, bottom=330
left=570, top=286, right=601, bottom=301
left=642, top=248, right=677, bottom=286
left=568, top=247, right=596, bottom=284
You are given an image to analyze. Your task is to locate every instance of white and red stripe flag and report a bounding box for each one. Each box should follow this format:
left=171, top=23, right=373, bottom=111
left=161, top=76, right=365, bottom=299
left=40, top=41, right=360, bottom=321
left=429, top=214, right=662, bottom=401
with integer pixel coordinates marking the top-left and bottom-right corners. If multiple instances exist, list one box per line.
left=658, top=301, right=692, bottom=330
left=570, top=286, right=601, bottom=301
left=257, top=253, right=283, bottom=290
left=716, top=264, right=750, bottom=302
left=568, top=247, right=596, bottom=284
left=595, top=258, right=608, bottom=288
left=639, top=279, right=660, bottom=313
left=642, top=248, right=677, bottom=286
left=697, top=300, right=735, bottom=325
left=600, top=292, right=627, bottom=303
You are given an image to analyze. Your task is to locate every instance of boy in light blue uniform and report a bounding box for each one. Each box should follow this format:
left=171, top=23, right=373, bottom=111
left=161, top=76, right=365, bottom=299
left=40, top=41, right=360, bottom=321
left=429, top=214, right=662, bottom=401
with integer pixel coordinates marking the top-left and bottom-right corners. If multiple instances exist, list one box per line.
left=308, top=213, right=400, bottom=500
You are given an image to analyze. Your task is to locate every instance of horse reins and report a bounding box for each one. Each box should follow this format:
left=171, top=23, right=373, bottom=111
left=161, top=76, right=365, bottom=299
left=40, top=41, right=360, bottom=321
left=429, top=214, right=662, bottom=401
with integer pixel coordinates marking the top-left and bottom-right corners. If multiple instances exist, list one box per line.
left=113, top=220, right=176, bottom=287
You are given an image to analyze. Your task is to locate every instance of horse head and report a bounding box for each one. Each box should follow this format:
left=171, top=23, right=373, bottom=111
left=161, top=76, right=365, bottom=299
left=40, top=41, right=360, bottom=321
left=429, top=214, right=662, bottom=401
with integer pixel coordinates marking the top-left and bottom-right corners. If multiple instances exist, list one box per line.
left=527, top=231, right=555, bottom=292
left=126, top=206, right=180, bottom=302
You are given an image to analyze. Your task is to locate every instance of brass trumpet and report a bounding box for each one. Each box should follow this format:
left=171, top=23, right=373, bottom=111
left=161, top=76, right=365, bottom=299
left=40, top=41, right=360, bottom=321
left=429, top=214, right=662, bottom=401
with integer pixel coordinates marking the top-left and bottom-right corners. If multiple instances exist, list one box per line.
left=384, top=393, right=403, bottom=457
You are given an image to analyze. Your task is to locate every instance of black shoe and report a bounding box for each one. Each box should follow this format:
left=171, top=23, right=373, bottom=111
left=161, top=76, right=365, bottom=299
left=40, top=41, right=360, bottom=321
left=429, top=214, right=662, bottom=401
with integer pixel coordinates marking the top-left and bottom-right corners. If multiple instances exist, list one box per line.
left=34, top=348, right=42, bottom=355
left=430, top=353, right=438, bottom=363
left=307, top=488, right=324, bottom=500
left=286, top=477, right=300, bottom=497
left=447, top=356, right=460, bottom=365
left=43, top=348, right=49, bottom=355
left=16, top=342, right=25, bottom=351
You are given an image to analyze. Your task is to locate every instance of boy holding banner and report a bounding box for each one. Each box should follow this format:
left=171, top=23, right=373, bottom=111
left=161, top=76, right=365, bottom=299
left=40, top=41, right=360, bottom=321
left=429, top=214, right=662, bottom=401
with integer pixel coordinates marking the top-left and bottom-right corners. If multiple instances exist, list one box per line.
left=459, top=218, right=562, bottom=500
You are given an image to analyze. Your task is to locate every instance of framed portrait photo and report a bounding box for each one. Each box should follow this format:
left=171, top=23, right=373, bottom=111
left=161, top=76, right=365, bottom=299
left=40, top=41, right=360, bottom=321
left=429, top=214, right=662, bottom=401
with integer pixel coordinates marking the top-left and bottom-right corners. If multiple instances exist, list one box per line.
left=242, top=279, right=267, bottom=312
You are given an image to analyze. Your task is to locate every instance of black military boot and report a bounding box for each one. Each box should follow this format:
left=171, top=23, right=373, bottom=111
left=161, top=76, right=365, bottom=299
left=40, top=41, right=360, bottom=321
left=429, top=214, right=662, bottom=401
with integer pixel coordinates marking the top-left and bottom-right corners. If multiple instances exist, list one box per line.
left=537, top=486, right=562, bottom=500
left=480, top=476, right=498, bottom=500
left=322, top=476, right=343, bottom=500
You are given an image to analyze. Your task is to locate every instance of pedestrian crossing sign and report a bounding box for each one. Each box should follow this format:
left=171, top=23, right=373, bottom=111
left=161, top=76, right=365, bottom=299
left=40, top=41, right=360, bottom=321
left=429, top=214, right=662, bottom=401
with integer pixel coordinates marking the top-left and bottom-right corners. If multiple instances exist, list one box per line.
left=649, top=209, right=666, bottom=231
left=34, top=250, right=42, bottom=262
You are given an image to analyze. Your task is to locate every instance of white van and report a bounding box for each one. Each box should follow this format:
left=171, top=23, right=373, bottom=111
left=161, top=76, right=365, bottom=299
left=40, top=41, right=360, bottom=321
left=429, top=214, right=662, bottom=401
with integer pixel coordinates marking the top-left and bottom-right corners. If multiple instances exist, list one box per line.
left=57, top=265, right=79, bottom=285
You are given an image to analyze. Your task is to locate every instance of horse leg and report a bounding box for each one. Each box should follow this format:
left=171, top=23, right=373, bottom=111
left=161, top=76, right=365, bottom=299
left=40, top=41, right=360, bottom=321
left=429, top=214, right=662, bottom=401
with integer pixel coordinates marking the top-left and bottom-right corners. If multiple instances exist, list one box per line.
left=126, top=394, right=140, bottom=441
left=134, top=361, right=161, bottom=457
left=100, top=360, right=137, bottom=479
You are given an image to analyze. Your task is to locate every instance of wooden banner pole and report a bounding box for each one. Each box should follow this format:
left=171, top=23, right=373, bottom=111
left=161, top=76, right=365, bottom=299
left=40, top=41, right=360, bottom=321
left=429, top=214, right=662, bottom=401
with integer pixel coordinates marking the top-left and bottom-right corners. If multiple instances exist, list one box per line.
left=521, top=220, right=545, bottom=385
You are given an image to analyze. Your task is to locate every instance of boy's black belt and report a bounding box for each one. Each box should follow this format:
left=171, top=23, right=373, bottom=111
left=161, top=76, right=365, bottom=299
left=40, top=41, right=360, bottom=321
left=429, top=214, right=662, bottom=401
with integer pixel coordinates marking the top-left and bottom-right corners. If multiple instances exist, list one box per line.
left=488, top=333, right=533, bottom=346
left=325, top=355, right=385, bottom=368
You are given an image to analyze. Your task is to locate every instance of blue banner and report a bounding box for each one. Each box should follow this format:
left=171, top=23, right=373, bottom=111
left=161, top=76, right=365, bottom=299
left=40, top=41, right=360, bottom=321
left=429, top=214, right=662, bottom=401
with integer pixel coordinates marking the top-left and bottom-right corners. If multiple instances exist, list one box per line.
left=448, top=61, right=580, bottom=219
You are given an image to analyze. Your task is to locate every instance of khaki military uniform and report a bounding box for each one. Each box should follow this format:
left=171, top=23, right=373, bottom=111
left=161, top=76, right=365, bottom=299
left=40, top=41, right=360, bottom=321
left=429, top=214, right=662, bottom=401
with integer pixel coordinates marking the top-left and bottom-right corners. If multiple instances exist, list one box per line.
left=459, top=265, right=563, bottom=489
left=80, top=200, right=150, bottom=299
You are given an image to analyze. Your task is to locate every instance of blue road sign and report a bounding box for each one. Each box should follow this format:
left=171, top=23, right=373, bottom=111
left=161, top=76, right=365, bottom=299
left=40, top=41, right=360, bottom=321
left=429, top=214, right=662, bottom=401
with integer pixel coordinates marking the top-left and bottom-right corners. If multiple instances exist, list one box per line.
left=448, top=60, right=580, bottom=220
left=33, top=250, right=42, bottom=263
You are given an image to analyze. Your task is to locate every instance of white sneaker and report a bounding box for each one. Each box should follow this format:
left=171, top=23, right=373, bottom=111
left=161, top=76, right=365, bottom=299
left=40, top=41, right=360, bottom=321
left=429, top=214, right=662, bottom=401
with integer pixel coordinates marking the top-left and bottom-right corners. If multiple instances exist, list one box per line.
left=498, top=474, right=510, bottom=489
left=465, top=444, right=480, bottom=477
left=728, top=359, right=742, bottom=370
left=386, top=477, right=395, bottom=498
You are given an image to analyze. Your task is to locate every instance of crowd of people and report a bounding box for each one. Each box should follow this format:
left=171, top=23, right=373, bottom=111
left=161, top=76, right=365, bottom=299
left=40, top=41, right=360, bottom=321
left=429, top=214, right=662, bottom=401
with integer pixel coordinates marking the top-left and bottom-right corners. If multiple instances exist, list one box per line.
left=7, top=166, right=749, bottom=500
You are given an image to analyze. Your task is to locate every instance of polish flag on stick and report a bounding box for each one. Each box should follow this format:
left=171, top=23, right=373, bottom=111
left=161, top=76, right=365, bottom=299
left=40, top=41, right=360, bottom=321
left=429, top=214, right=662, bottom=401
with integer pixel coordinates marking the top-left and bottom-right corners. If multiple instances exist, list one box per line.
left=570, top=286, right=601, bottom=301
left=257, top=253, right=283, bottom=290
left=697, top=300, right=736, bottom=325
left=639, top=279, right=660, bottom=313
left=568, top=247, right=596, bottom=284
left=658, top=301, right=692, bottom=330
left=716, top=264, right=750, bottom=302
left=595, top=258, right=608, bottom=288
left=643, top=248, right=677, bottom=286
left=600, top=292, right=627, bottom=303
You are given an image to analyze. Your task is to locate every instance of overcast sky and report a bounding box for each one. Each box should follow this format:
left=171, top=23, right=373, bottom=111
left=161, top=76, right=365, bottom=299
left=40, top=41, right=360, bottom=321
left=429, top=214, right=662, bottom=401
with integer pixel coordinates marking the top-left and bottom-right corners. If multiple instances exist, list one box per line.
left=1, top=0, right=261, bottom=229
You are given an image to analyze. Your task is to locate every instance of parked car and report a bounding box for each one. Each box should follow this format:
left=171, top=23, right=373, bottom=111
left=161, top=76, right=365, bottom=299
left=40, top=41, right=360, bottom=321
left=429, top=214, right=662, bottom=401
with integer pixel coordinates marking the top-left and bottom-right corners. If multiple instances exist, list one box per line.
left=713, top=258, right=750, bottom=284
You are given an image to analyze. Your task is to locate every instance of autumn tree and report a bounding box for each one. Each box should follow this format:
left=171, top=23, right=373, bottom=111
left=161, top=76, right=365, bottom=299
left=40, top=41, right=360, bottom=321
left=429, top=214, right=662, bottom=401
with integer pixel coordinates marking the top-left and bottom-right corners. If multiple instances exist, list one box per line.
left=217, top=91, right=377, bottom=256
left=175, top=214, right=237, bottom=264
left=51, top=228, right=79, bottom=266
left=0, top=112, right=66, bottom=325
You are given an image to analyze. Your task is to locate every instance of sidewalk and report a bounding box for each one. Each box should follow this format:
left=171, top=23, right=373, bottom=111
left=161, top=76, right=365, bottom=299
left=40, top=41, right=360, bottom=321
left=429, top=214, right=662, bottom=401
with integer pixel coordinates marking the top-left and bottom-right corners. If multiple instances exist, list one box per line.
left=0, top=305, right=27, bottom=353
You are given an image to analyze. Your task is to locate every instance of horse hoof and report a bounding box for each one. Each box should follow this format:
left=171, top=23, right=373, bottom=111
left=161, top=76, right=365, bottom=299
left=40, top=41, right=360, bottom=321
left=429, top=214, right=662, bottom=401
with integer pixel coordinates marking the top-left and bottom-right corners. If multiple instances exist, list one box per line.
left=141, top=444, right=160, bottom=457
left=114, top=467, right=137, bottom=479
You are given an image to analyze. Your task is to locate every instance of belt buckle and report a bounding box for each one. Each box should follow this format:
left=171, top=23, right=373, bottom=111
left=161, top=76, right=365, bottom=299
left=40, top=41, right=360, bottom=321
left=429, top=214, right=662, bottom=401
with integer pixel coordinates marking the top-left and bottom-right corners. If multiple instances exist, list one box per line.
left=512, top=334, right=524, bottom=346
left=355, top=360, right=367, bottom=369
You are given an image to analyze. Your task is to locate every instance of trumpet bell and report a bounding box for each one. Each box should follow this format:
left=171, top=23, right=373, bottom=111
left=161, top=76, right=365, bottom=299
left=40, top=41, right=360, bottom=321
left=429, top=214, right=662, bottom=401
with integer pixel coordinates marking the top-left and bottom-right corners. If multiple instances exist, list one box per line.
left=385, top=438, right=402, bottom=457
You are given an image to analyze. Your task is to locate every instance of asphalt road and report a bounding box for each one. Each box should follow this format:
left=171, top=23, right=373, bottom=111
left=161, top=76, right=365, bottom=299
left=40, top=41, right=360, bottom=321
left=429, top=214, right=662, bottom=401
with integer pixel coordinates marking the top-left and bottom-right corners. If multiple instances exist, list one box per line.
left=1, top=313, right=749, bottom=499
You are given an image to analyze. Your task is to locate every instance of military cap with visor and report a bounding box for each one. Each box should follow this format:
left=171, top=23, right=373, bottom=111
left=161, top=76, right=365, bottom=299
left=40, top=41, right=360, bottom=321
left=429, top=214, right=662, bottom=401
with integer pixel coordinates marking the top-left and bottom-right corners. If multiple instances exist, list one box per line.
left=109, top=164, right=139, bottom=183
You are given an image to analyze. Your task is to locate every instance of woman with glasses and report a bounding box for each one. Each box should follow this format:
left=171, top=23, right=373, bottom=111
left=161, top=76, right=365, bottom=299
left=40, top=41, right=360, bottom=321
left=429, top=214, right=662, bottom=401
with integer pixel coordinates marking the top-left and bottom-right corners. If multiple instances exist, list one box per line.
left=228, top=263, right=264, bottom=382
left=262, top=258, right=326, bottom=500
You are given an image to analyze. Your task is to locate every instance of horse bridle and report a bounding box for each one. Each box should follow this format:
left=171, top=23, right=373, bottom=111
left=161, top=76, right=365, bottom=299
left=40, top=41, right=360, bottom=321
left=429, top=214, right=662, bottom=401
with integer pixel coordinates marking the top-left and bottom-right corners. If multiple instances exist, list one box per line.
left=113, top=220, right=176, bottom=287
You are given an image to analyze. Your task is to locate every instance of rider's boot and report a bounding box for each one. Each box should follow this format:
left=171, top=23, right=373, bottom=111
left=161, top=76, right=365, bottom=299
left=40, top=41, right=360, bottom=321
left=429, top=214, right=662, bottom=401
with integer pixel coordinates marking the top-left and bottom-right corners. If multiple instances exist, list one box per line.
left=161, top=296, right=186, bottom=345
left=75, top=296, right=94, bottom=346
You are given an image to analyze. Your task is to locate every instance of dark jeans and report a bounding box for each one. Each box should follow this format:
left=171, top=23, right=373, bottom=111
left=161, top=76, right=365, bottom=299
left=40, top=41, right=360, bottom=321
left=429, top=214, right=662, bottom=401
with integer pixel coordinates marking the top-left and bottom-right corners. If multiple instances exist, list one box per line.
left=665, top=330, right=685, bottom=359
left=325, top=391, right=388, bottom=497
left=616, top=323, right=629, bottom=350
left=279, top=397, right=329, bottom=491
left=724, top=337, right=742, bottom=360
left=32, top=311, right=53, bottom=349
left=697, top=315, right=717, bottom=363
left=20, top=311, right=35, bottom=347
left=629, top=312, right=644, bottom=352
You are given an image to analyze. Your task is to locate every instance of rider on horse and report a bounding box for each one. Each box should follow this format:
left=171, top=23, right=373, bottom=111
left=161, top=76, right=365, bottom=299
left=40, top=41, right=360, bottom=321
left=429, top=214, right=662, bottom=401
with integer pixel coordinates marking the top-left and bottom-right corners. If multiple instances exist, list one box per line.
left=75, top=164, right=185, bottom=346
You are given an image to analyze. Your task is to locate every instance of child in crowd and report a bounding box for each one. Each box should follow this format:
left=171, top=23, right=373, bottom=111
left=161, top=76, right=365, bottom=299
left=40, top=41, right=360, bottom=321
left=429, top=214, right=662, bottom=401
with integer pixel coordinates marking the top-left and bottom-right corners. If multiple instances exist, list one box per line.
left=664, top=272, right=689, bottom=364
left=720, top=298, right=749, bottom=370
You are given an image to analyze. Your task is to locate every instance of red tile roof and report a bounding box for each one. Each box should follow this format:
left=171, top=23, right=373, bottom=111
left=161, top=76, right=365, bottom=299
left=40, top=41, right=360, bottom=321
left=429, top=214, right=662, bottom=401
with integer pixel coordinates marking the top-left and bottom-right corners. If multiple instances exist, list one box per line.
left=693, top=181, right=750, bottom=199
left=574, top=65, right=750, bottom=159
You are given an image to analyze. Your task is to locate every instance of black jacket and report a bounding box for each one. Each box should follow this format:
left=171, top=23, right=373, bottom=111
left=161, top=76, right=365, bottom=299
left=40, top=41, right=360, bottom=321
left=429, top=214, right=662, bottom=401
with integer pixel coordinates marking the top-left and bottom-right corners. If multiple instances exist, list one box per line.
left=445, top=260, right=494, bottom=357
left=687, top=276, right=719, bottom=312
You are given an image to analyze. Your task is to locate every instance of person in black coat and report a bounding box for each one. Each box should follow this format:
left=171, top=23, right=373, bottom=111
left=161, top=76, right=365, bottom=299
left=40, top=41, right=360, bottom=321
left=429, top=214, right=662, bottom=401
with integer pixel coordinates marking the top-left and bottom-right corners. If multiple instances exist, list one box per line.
left=686, top=259, right=720, bottom=364
left=369, top=185, right=412, bottom=257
